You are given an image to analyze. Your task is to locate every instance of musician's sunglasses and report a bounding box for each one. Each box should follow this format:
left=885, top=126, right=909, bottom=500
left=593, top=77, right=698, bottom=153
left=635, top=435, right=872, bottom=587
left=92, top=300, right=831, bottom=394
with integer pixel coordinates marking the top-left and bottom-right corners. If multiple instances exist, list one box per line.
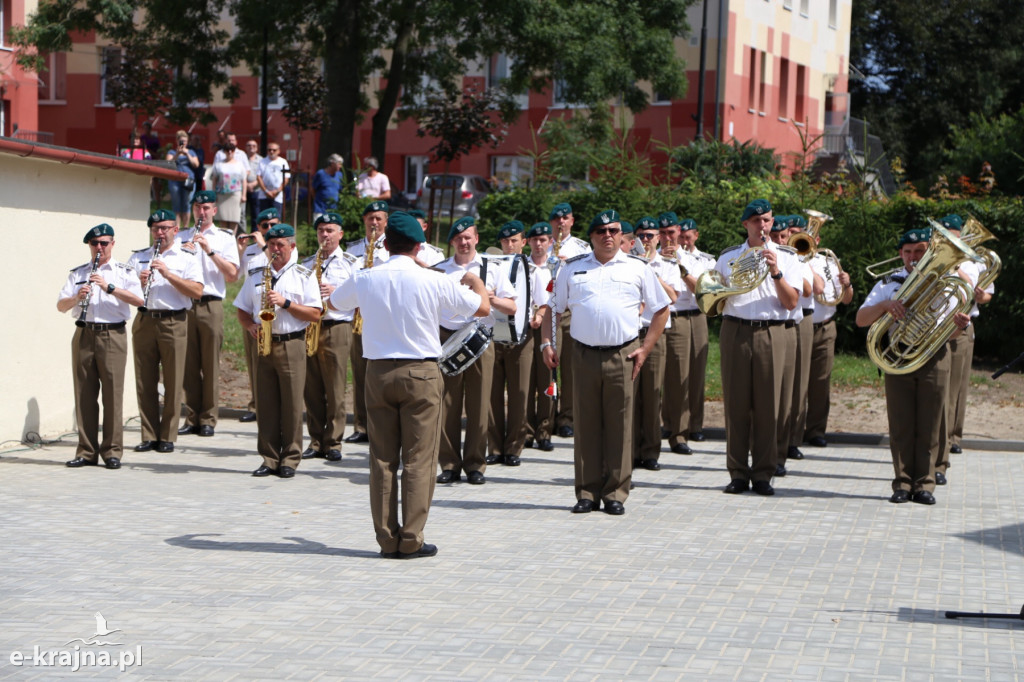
left=592, top=228, right=621, bottom=236
left=636, top=233, right=657, bottom=239
left=90, top=241, right=112, bottom=247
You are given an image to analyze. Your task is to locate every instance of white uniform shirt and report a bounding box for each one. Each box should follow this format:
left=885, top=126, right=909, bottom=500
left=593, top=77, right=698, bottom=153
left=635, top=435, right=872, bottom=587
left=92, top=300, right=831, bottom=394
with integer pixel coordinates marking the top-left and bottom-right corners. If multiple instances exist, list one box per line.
left=301, top=247, right=356, bottom=322
left=256, top=156, right=290, bottom=204
left=346, top=235, right=390, bottom=266
left=59, top=259, right=143, bottom=324
left=551, top=250, right=671, bottom=347
left=436, top=254, right=517, bottom=331
left=810, top=253, right=844, bottom=323
left=860, top=266, right=961, bottom=335
left=330, top=254, right=482, bottom=359
left=529, top=260, right=552, bottom=310
left=959, top=260, right=994, bottom=318
left=645, top=256, right=683, bottom=329
left=791, top=256, right=815, bottom=323
left=418, top=242, right=446, bottom=267
left=177, top=225, right=240, bottom=298
left=713, top=241, right=802, bottom=321
left=240, top=241, right=299, bottom=275
left=552, top=234, right=591, bottom=260
left=233, top=262, right=322, bottom=334
left=674, top=247, right=715, bottom=311
left=128, top=242, right=203, bottom=311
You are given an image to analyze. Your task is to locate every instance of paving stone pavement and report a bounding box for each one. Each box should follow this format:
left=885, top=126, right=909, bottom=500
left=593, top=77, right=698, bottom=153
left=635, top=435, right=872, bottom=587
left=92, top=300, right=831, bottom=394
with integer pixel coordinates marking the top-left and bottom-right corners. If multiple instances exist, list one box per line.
left=2, top=419, right=1023, bottom=680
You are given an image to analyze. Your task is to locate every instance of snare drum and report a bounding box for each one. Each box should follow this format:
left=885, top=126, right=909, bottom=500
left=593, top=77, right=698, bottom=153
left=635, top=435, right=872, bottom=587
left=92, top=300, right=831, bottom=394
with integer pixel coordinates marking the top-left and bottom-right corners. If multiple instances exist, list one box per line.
left=438, top=321, right=493, bottom=376
left=485, top=254, right=531, bottom=345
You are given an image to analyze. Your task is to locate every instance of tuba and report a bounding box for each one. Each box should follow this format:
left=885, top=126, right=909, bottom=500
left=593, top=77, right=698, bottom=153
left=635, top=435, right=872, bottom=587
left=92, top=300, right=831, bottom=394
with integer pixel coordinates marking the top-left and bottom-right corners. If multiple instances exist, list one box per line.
left=305, top=248, right=326, bottom=356
left=865, top=222, right=982, bottom=375
left=959, top=214, right=1001, bottom=290
left=787, top=209, right=831, bottom=260
left=695, top=231, right=769, bottom=317
left=257, top=253, right=279, bottom=357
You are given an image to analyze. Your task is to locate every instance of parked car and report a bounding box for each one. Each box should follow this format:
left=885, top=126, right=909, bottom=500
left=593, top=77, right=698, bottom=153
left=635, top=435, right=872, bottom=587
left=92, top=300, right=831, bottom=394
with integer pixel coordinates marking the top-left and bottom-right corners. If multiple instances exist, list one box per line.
left=416, top=173, right=492, bottom=218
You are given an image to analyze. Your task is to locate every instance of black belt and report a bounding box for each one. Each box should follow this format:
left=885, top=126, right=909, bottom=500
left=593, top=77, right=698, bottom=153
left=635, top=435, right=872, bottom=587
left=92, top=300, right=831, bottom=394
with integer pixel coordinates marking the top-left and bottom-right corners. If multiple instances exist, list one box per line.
left=576, top=337, right=638, bottom=352
left=813, top=318, right=835, bottom=330
left=271, top=330, right=305, bottom=342
left=723, top=315, right=792, bottom=328
left=371, top=357, right=438, bottom=363
left=76, top=321, right=126, bottom=331
left=322, top=319, right=352, bottom=329
left=198, top=295, right=223, bottom=303
left=140, top=308, right=186, bottom=319
left=671, top=309, right=701, bottom=318
left=802, top=308, right=814, bottom=317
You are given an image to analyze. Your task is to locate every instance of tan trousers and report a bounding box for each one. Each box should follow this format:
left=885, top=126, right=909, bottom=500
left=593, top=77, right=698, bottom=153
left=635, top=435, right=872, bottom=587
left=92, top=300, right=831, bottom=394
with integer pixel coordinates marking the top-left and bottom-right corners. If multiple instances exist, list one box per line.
left=366, top=359, right=443, bottom=553
left=526, top=324, right=558, bottom=442
left=439, top=327, right=494, bottom=475
left=662, top=311, right=709, bottom=445
left=488, top=335, right=534, bottom=457
left=243, top=331, right=257, bottom=412
left=886, top=344, right=950, bottom=493
left=133, top=311, right=188, bottom=442
left=72, top=325, right=128, bottom=463
left=719, top=319, right=785, bottom=483
left=183, top=298, right=223, bottom=428
left=350, top=332, right=368, bottom=435
left=946, top=324, right=974, bottom=449
left=256, top=335, right=307, bottom=470
left=789, top=314, right=814, bottom=448
left=633, top=333, right=666, bottom=461
left=804, top=319, right=837, bottom=441
left=572, top=338, right=638, bottom=504
left=556, top=311, right=574, bottom=429
left=774, top=324, right=797, bottom=465
left=304, top=321, right=353, bottom=452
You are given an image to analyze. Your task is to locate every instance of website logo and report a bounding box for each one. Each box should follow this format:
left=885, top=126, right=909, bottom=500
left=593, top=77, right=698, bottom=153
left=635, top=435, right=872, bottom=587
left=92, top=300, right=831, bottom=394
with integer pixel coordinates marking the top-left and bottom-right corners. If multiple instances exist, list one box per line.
left=8, top=612, right=142, bottom=673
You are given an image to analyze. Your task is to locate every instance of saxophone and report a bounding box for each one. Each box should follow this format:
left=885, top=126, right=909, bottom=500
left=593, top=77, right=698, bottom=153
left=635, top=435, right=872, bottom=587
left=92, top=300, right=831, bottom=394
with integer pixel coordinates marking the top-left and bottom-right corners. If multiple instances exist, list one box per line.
left=257, top=253, right=279, bottom=357
left=353, top=231, right=376, bottom=335
left=305, top=248, right=326, bottom=356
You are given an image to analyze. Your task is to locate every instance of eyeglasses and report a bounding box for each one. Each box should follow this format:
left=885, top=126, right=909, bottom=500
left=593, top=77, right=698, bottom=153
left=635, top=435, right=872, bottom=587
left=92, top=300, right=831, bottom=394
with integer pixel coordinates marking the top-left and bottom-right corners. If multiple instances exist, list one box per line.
left=90, top=241, right=112, bottom=247
left=636, top=233, right=657, bottom=240
left=268, top=148, right=280, bottom=153
left=592, top=228, right=621, bottom=236
left=151, top=225, right=175, bottom=232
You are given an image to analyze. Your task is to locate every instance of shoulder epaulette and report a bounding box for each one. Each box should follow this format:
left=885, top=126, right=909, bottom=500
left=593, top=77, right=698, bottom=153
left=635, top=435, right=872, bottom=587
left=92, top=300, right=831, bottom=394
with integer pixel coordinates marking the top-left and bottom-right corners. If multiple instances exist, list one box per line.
left=374, top=234, right=387, bottom=247
left=342, top=252, right=359, bottom=264
left=132, top=247, right=151, bottom=253
left=218, top=227, right=234, bottom=236
left=115, top=262, right=133, bottom=271
left=719, top=245, right=741, bottom=257
left=570, top=236, right=588, bottom=246
left=565, top=253, right=588, bottom=264
left=427, top=265, right=446, bottom=273
left=346, top=238, right=363, bottom=247
left=295, top=265, right=312, bottom=277
left=776, top=244, right=797, bottom=254
left=627, top=254, right=649, bottom=263
left=883, top=274, right=906, bottom=286
left=424, top=243, right=443, bottom=253
left=248, top=266, right=264, bottom=277
left=71, top=262, right=89, bottom=272
left=301, top=254, right=316, bottom=265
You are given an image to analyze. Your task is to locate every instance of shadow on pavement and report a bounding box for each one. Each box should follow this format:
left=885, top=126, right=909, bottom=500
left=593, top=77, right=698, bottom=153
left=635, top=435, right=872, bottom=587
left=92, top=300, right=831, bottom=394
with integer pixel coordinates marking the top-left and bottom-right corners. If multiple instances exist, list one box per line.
left=165, top=533, right=376, bottom=558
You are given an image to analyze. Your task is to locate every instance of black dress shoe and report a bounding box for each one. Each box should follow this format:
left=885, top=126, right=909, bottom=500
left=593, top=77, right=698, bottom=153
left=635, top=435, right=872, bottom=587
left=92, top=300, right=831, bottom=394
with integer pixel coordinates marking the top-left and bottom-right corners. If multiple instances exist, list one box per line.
left=661, top=428, right=671, bottom=440
left=775, top=464, right=787, bottom=477
left=524, top=437, right=534, bottom=449
left=950, top=444, right=963, bottom=454
left=239, top=411, right=257, bottom=422
left=690, top=431, right=706, bottom=442
left=604, top=500, right=625, bottom=515
left=399, top=543, right=438, bottom=559
left=65, top=457, right=97, bottom=468
left=485, top=453, right=505, bottom=465
left=198, top=425, right=214, bottom=437
left=105, top=457, right=121, bottom=470
left=301, top=447, right=318, bottom=459
left=178, top=424, right=198, bottom=436
left=380, top=550, right=401, bottom=559
left=504, top=454, right=521, bottom=466
left=639, top=459, right=661, bottom=471
left=889, top=489, right=910, bottom=503
left=134, top=441, right=155, bottom=452
left=155, top=441, right=174, bottom=453
left=911, top=490, right=936, bottom=505
left=724, top=479, right=749, bottom=494
left=752, top=480, right=775, bottom=496
left=807, top=436, right=827, bottom=447
left=557, top=425, right=574, bottom=438
left=278, top=466, right=296, bottom=478
left=935, top=471, right=947, bottom=485
left=536, top=439, right=554, bottom=452
left=571, top=499, right=597, bottom=513
left=671, top=443, right=693, bottom=455
left=436, top=470, right=457, bottom=484
left=788, top=446, right=804, bottom=460
left=467, top=471, right=485, bottom=485
left=252, top=465, right=274, bottom=477
left=344, top=432, right=369, bottom=443
left=325, top=449, right=342, bottom=462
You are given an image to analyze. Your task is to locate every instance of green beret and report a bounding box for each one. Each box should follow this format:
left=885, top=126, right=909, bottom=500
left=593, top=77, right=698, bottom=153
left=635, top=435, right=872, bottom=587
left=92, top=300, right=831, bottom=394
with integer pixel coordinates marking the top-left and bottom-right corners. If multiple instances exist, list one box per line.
left=549, top=202, right=573, bottom=220
left=635, top=217, right=658, bottom=232
left=657, top=212, right=680, bottom=228
left=791, top=215, right=807, bottom=229
left=448, top=216, right=476, bottom=243
left=191, top=190, right=216, bottom=205
left=498, top=220, right=525, bottom=239
left=407, top=209, right=427, bottom=220
left=386, top=211, right=426, bottom=244
left=898, top=228, right=932, bottom=249
left=740, top=199, right=772, bottom=221
left=679, top=218, right=698, bottom=232
left=257, top=207, right=280, bottom=224
left=363, top=200, right=388, bottom=216
left=526, top=222, right=552, bottom=238
left=314, top=212, right=344, bottom=229
left=771, top=216, right=788, bottom=233
left=266, top=224, right=296, bottom=239
left=588, top=209, right=621, bottom=233
left=147, top=208, right=176, bottom=227
left=83, top=223, right=114, bottom=243
left=938, top=214, right=964, bottom=232
left=620, top=220, right=634, bottom=235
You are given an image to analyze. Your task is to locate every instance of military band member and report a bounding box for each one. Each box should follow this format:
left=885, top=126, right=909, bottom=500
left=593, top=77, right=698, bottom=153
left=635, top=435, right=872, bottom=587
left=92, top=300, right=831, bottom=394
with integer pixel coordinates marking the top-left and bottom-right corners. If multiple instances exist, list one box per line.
left=525, top=222, right=556, bottom=452
left=328, top=212, right=490, bottom=559
left=345, top=200, right=391, bottom=444
left=234, top=224, right=322, bottom=478
left=715, top=200, right=800, bottom=496
left=178, top=191, right=240, bottom=437
left=542, top=210, right=671, bottom=515
left=407, top=209, right=446, bottom=267
left=436, top=216, right=518, bottom=484
left=58, top=224, right=144, bottom=469
left=128, top=213, right=204, bottom=454
left=549, top=202, right=591, bottom=438
left=487, top=220, right=534, bottom=467
left=856, top=227, right=970, bottom=504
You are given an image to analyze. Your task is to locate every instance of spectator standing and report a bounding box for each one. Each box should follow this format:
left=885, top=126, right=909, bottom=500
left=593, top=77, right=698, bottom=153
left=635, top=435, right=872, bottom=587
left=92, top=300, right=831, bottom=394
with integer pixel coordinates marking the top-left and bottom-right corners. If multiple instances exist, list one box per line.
left=313, top=154, right=344, bottom=221
left=189, top=134, right=206, bottom=190
left=244, top=139, right=263, bottom=231
left=356, top=156, right=391, bottom=200
left=256, top=142, right=290, bottom=214
left=210, top=141, right=252, bottom=234
left=165, top=130, right=200, bottom=228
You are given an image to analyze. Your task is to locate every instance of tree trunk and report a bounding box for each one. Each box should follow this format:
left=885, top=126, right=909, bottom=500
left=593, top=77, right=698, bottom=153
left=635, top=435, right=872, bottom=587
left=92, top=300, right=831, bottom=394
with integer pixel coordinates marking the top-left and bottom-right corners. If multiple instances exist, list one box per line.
left=319, top=0, right=365, bottom=173
left=370, top=1, right=417, bottom=166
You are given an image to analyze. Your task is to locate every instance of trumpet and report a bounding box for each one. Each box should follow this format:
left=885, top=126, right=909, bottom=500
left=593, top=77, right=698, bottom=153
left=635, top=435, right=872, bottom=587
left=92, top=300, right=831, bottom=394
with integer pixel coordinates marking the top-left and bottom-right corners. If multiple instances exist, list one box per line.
left=140, top=238, right=163, bottom=311
left=257, top=253, right=280, bottom=357
left=695, top=230, right=768, bottom=316
left=76, top=252, right=102, bottom=327
left=305, top=248, right=326, bottom=356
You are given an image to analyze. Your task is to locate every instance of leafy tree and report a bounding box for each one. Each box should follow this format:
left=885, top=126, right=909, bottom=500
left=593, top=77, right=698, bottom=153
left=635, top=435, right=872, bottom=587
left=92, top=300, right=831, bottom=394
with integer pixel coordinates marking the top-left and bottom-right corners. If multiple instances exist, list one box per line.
left=275, top=49, right=329, bottom=222
left=942, top=107, right=1024, bottom=196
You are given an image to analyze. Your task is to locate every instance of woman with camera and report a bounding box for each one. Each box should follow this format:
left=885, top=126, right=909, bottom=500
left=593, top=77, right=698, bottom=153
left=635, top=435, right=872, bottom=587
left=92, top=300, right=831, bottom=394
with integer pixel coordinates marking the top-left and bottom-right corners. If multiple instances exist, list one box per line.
left=165, top=130, right=200, bottom=228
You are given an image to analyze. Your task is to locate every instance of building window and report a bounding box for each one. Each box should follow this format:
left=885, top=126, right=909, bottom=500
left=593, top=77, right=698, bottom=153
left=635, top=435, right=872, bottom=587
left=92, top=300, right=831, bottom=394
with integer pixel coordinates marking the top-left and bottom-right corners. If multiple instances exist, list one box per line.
left=758, top=50, right=767, bottom=113
left=654, top=90, right=672, bottom=104
left=256, top=76, right=283, bottom=109
left=38, top=52, right=68, bottom=103
left=491, top=156, right=533, bottom=189
left=778, top=58, right=790, bottom=119
left=99, top=46, right=123, bottom=105
left=405, top=155, right=429, bottom=200
left=783, top=0, right=793, bottom=10
left=800, top=0, right=809, bottom=15
left=0, top=0, right=10, bottom=49
left=747, top=48, right=757, bottom=110
left=487, top=53, right=528, bottom=109
left=829, top=0, right=838, bottom=28
left=795, top=64, right=807, bottom=123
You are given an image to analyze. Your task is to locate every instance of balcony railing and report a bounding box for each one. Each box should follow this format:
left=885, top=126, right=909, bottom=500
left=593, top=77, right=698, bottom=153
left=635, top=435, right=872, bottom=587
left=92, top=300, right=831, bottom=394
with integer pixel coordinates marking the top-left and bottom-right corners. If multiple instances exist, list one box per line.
left=11, top=130, right=55, bottom=145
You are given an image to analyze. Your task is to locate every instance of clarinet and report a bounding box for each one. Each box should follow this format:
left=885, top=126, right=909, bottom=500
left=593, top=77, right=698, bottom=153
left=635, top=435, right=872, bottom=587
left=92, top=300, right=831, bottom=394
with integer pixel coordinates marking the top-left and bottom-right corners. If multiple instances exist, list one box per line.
left=75, top=252, right=102, bottom=327
left=140, top=238, right=163, bottom=312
